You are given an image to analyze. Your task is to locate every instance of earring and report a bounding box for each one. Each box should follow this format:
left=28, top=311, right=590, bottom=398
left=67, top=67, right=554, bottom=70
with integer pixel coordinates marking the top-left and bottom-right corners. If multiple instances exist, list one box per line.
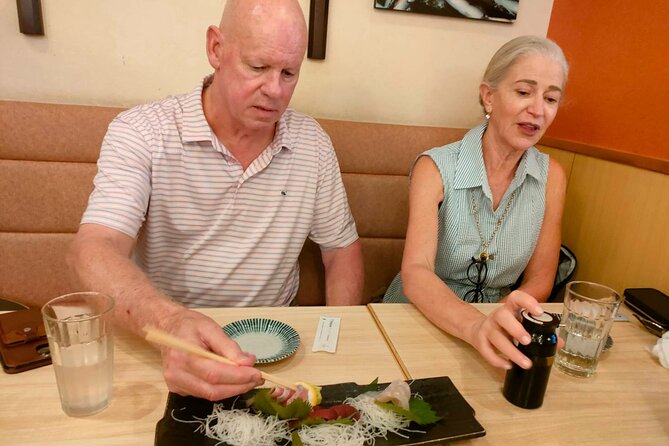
left=485, top=112, right=490, bottom=120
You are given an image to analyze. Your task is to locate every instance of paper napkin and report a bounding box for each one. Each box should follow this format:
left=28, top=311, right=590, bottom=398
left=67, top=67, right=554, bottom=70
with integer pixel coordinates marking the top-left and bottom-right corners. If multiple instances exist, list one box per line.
left=649, top=332, right=669, bottom=369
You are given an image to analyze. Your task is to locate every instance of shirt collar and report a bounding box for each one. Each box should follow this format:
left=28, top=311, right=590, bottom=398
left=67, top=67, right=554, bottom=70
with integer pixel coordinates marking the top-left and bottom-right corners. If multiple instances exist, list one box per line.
left=182, top=76, right=292, bottom=154
left=181, top=77, right=213, bottom=144
left=453, top=123, right=543, bottom=197
left=521, top=146, right=543, bottom=181
left=453, top=124, right=488, bottom=191
left=270, top=111, right=293, bottom=154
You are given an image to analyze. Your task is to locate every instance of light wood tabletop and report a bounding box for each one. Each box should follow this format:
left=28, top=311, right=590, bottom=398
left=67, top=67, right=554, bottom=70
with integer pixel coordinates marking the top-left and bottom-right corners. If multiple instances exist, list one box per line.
left=1, top=306, right=405, bottom=446
left=368, top=303, right=669, bottom=446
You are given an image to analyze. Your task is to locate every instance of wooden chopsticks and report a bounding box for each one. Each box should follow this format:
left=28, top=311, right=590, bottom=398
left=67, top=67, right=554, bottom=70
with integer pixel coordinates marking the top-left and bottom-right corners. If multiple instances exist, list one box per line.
left=143, top=326, right=298, bottom=390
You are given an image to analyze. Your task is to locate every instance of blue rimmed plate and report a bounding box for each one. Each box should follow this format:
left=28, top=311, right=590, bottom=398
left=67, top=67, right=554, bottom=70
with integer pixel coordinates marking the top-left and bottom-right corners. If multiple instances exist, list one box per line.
left=222, top=318, right=300, bottom=364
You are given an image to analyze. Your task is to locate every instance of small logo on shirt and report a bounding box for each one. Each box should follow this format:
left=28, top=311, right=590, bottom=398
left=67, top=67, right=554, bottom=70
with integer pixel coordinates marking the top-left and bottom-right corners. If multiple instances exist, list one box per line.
left=281, top=190, right=287, bottom=196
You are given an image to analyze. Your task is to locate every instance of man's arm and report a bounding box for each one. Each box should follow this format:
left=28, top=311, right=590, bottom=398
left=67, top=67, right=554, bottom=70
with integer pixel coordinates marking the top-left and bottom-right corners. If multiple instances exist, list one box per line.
left=321, top=239, right=364, bottom=305
left=67, top=223, right=263, bottom=400
left=67, top=224, right=182, bottom=334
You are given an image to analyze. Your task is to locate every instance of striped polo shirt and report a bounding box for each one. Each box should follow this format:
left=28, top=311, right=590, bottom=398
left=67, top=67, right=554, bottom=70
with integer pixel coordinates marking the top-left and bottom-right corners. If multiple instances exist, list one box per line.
left=82, top=78, right=358, bottom=307
left=384, top=124, right=549, bottom=303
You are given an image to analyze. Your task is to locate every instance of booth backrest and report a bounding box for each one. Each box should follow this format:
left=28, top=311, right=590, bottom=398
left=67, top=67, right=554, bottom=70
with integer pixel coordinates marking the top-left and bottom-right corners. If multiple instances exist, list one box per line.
left=0, top=100, right=466, bottom=306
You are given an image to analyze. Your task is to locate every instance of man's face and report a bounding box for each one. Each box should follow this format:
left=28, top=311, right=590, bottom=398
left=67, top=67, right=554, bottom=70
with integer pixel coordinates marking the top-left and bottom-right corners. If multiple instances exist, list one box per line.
left=213, top=21, right=305, bottom=133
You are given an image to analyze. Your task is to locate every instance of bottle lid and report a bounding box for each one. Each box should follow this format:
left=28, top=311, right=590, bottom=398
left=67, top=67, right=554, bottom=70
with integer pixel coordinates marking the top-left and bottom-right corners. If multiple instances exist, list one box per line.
left=520, top=309, right=559, bottom=332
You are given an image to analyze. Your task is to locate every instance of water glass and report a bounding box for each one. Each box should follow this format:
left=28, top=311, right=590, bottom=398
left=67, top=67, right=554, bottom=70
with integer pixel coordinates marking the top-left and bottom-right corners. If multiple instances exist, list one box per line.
left=41, top=292, right=115, bottom=417
left=555, top=281, right=623, bottom=377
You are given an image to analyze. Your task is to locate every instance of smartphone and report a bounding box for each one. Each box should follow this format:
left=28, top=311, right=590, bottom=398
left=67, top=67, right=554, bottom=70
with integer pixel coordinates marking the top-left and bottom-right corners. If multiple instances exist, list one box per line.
left=0, top=308, right=52, bottom=374
left=623, top=288, right=669, bottom=328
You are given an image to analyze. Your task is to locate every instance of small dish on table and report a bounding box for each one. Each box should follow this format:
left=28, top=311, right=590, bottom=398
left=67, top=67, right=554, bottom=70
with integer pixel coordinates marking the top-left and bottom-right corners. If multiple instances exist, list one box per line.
left=222, top=318, right=300, bottom=364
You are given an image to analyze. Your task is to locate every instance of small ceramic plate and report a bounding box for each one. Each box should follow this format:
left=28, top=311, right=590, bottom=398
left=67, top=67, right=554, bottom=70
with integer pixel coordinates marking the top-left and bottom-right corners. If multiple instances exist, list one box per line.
left=222, top=318, right=300, bottom=364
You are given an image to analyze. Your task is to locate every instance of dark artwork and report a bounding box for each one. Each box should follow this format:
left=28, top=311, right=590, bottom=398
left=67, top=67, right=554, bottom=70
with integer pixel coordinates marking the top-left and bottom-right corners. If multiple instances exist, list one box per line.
left=375, top=0, right=519, bottom=23
left=155, top=376, right=485, bottom=446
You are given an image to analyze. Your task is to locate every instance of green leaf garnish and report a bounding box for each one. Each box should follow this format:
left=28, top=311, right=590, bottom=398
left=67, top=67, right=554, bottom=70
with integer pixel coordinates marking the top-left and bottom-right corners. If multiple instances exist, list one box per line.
left=248, top=389, right=312, bottom=420
left=298, top=416, right=356, bottom=427
left=291, top=431, right=303, bottom=446
left=361, top=377, right=380, bottom=393
left=375, top=397, right=441, bottom=425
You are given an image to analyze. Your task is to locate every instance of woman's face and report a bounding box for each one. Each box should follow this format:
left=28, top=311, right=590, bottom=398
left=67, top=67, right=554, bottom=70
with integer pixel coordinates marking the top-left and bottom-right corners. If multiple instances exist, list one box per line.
left=481, top=54, right=565, bottom=153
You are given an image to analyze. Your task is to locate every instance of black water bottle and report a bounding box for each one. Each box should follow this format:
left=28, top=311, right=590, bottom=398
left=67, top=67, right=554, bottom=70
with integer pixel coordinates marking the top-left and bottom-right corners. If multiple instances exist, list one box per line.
left=503, top=310, right=559, bottom=409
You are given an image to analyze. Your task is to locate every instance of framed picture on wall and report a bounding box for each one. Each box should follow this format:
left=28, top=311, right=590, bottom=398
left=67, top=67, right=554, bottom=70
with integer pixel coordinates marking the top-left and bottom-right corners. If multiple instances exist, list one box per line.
left=374, top=1, right=519, bottom=23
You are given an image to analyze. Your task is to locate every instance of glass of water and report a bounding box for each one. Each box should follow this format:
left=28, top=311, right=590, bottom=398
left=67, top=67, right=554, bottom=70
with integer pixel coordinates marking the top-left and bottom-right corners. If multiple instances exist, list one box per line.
left=41, top=292, right=115, bottom=417
left=555, top=281, right=623, bottom=377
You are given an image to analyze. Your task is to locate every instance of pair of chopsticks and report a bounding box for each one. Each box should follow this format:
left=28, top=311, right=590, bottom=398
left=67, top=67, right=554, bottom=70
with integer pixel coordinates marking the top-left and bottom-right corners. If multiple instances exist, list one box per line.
left=143, top=326, right=297, bottom=390
left=631, top=313, right=667, bottom=337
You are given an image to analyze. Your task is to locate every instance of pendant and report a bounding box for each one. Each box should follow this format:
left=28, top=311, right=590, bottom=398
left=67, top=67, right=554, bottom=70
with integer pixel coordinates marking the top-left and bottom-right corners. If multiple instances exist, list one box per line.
left=479, top=251, right=494, bottom=261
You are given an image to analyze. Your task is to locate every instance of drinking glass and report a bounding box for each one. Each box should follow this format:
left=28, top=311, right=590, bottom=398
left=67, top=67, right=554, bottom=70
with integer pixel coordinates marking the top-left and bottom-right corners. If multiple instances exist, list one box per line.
left=41, top=292, right=115, bottom=416
left=555, top=281, right=623, bottom=377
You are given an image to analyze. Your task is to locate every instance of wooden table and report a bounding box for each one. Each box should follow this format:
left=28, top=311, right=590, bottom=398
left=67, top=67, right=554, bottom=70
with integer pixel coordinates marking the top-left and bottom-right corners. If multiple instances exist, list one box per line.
left=1, top=306, right=405, bottom=445
left=369, top=303, right=669, bottom=446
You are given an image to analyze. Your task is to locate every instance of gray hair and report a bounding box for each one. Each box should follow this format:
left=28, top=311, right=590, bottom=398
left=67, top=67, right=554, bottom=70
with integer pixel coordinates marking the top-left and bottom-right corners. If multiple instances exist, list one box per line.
left=479, top=35, right=569, bottom=108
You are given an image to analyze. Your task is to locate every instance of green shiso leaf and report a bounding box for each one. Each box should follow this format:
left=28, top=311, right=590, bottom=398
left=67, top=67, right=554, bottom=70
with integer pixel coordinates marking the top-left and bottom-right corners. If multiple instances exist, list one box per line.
left=249, top=389, right=312, bottom=420
left=296, top=416, right=356, bottom=428
left=361, top=377, right=379, bottom=393
left=291, top=431, right=303, bottom=446
left=375, top=397, right=441, bottom=425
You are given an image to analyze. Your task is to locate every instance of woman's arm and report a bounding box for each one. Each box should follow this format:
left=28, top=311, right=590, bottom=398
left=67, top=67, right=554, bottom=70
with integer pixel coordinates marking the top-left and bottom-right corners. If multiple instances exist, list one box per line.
left=401, top=157, right=482, bottom=340
left=401, top=156, right=545, bottom=370
left=515, top=157, right=568, bottom=301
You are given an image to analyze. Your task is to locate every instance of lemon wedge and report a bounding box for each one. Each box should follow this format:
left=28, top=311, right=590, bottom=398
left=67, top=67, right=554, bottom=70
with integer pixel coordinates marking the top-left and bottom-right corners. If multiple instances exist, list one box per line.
left=295, top=381, right=322, bottom=406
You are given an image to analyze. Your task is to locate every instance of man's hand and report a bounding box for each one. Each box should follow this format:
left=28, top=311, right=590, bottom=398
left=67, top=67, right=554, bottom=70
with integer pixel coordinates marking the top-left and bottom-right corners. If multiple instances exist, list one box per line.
left=155, top=309, right=264, bottom=401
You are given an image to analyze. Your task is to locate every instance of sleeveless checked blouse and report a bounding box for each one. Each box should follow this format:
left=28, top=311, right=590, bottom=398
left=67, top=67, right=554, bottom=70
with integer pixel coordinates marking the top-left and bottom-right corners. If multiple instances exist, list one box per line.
left=384, top=124, right=549, bottom=303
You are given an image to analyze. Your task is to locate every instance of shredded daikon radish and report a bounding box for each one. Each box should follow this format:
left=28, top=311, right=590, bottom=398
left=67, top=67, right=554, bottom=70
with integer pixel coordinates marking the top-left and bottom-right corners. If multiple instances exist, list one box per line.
left=296, top=423, right=370, bottom=446
left=346, top=393, right=425, bottom=441
left=174, top=389, right=428, bottom=446
left=177, top=403, right=292, bottom=446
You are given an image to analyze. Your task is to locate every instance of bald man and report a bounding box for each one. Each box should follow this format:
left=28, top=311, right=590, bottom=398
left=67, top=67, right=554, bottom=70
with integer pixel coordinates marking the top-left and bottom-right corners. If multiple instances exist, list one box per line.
left=64, top=0, right=363, bottom=400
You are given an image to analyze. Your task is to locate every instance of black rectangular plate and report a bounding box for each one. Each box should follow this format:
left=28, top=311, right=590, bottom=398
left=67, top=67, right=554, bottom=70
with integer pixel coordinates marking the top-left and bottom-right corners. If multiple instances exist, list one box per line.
left=155, top=376, right=485, bottom=445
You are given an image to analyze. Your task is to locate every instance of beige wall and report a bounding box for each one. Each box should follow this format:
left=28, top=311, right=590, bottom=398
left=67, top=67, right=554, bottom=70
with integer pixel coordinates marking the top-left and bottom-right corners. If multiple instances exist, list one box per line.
left=0, top=0, right=553, bottom=128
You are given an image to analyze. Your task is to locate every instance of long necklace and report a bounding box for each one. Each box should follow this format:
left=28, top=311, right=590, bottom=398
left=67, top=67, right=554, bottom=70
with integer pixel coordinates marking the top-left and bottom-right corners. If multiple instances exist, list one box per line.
left=470, top=188, right=518, bottom=262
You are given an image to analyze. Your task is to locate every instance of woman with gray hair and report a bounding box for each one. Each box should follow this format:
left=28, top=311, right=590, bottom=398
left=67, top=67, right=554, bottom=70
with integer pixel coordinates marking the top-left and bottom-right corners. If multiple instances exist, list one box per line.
left=384, top=36, right=569, bottom=371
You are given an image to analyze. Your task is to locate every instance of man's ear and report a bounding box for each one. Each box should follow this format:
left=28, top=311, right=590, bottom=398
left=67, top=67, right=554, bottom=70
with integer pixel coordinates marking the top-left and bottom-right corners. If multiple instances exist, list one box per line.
left=206, top=26, right=224, bottom=70
left=479, top=83, right=494, bottom=114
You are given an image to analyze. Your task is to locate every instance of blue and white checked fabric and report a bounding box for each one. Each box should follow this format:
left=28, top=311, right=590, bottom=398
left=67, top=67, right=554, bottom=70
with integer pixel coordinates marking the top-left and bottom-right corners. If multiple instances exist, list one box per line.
left=384, top=124, right=548, bottom=303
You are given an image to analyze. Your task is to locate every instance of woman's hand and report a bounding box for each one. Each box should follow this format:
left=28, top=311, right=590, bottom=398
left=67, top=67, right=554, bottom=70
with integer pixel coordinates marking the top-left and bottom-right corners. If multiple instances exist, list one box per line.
left=468, top=290, right=545, bottom=370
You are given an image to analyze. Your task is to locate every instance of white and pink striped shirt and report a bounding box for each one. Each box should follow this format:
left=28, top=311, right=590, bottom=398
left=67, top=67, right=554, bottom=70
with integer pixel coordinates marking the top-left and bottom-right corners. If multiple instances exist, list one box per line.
left=82, top=79, right=358, bottom=307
